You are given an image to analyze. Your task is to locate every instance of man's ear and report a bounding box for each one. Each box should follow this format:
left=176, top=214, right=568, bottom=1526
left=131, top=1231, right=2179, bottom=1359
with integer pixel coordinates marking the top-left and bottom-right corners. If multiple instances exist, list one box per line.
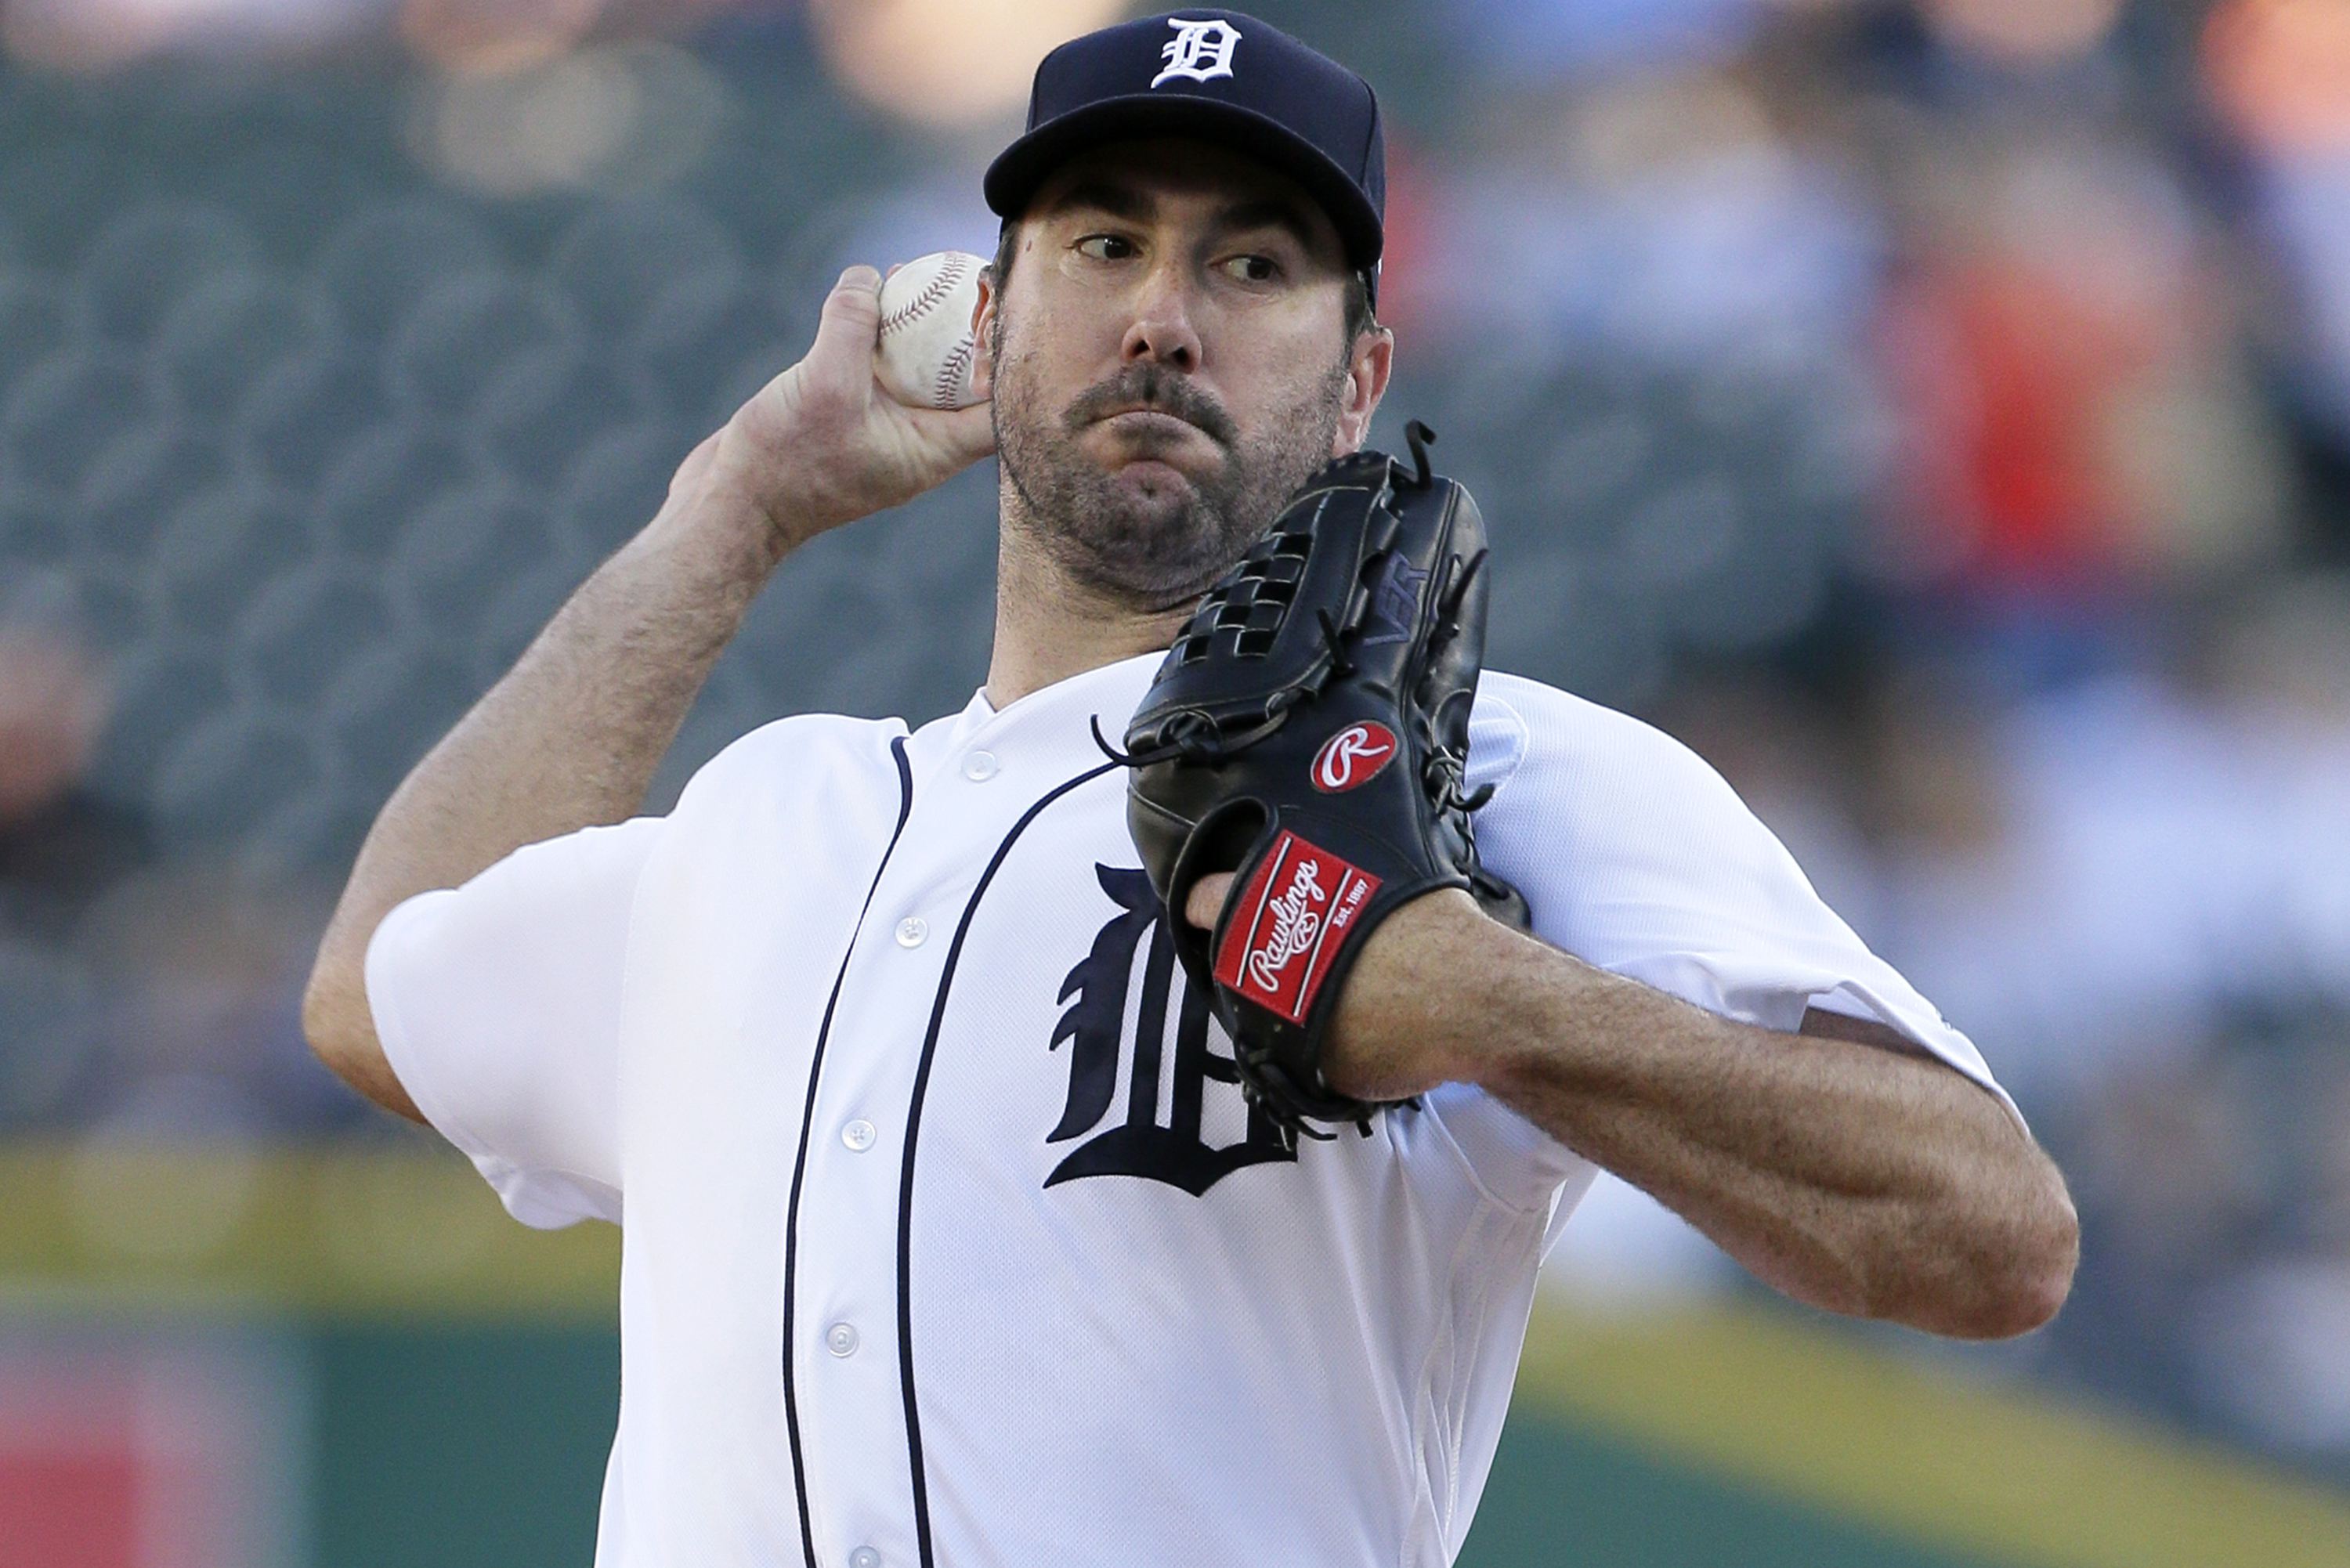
left=969, top=271, right=997, bottom=401
left=1332, top=327, right=1394, bottom=456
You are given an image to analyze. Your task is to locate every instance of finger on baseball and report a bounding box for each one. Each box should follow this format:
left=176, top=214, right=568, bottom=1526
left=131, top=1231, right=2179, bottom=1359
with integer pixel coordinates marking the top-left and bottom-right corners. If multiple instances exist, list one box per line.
left=815, top=266, right=884, bottom=357
left=1185, top=873, right=1235, bottom=930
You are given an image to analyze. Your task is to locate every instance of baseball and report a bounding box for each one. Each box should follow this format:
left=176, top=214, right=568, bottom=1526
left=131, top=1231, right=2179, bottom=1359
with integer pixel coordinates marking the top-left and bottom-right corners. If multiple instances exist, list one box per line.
left=873, top=249, right=988, bottom=410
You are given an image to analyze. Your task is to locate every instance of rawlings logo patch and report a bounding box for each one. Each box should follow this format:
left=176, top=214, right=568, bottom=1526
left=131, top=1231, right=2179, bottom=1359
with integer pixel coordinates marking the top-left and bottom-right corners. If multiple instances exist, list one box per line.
left=1213, top=831, right=1380, bottom=1023
left=1311, top=722, right=1397, bottom=793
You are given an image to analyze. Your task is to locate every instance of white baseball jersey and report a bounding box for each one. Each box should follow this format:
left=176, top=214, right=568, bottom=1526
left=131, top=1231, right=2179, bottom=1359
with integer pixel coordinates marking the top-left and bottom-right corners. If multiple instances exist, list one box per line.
left=366, top=654, right=2010, bottom=1568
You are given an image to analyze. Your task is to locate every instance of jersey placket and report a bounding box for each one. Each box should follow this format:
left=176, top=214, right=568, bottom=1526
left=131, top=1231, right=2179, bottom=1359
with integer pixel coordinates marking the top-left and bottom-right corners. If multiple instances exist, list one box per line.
left=783, top=724, right=1036, bottom=1568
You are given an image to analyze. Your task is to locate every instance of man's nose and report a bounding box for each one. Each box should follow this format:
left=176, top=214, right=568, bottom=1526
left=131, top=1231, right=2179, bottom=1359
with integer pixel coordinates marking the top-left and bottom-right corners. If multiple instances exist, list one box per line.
left=1119, top=262, right=1202, bottom=371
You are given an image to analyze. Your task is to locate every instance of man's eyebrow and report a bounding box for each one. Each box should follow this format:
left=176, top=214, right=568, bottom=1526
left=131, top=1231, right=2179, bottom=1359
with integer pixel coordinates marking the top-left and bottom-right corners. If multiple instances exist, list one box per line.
left=1212, top=198, right=1322, bottom=256
left=1036, top=180, right=1153, bottom=222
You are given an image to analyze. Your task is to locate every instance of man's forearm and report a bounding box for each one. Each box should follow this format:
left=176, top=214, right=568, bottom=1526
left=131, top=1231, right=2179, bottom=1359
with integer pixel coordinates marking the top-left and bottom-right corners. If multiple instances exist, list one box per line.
left=300, top=444, right=788, bottom=1116
left=1329, top=894, right=2078, bottom=1339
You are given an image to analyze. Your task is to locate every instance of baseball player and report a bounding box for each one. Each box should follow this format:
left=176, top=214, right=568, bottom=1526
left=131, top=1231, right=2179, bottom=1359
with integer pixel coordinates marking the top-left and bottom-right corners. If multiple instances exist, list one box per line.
left=302, top=11, right=2077, bottom=1566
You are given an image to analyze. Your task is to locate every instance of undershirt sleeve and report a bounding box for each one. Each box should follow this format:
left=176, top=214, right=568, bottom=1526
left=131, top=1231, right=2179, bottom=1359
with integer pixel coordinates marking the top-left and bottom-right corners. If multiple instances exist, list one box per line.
left=1421, top=673, right=2021, bottom=1212
left=365, top=817, right=665, bottom=1228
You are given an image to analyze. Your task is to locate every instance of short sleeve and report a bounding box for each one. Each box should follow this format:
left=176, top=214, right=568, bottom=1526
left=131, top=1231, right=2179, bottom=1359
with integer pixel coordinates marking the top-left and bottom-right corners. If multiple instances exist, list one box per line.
left=1419, top=674, right=2022, bottom=1209
left=1468, top=673, right=2015, bottom=1110
left=365, top=817, right=664, bottom=1228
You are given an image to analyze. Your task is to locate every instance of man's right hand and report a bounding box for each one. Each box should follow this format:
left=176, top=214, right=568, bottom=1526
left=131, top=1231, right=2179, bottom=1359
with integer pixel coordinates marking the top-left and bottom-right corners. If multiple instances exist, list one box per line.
left=696, top=264, right=998, bottom=556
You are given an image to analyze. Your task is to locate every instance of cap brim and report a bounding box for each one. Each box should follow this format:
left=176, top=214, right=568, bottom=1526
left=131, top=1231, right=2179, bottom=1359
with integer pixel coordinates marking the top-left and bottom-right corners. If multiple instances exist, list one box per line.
left=984, top=95, right=1383, bottom=270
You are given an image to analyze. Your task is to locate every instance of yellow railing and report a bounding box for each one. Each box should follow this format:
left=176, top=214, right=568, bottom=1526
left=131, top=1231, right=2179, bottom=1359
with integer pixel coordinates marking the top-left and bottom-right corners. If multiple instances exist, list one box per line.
left=0, top=1142, right=617, bottom=1318
left=1515, top=1299, right=2350, bottom=1568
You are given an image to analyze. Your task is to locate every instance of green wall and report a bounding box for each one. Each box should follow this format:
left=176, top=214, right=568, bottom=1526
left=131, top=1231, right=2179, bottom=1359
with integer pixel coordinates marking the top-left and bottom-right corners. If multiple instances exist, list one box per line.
left=306, top=1325, right=2001, bottom=1568
left=313, top=1327, right=617, bottom=1568
left=1462, top=1414, right=1998, bottom=1568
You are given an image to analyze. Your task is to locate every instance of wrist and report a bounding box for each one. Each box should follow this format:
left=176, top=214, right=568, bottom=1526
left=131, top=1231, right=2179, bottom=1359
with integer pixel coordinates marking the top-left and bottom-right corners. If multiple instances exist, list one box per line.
left=1324, top=887, right=1499, bottom=1101
left=646, top=402, right=864, bottom=576
left=1459, top=934, right=1621, bottom=1107
left=622, top=464, right=797, bottom=618
left=685, top=425, right=830, bottom=558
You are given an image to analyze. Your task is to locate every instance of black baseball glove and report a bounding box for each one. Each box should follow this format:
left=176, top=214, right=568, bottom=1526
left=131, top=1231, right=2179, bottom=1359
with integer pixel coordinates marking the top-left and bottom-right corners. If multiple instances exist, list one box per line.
left=1112, top=424, right=1527, bottom=1144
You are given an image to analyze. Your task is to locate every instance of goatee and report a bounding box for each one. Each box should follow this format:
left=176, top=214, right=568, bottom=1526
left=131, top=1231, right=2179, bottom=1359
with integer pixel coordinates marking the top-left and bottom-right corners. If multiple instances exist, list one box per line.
left=993, top=357, right=1347, bottom=610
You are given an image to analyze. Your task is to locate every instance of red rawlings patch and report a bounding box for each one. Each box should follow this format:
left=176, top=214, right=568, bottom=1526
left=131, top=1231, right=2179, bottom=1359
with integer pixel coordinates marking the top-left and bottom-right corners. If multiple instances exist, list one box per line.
left=1310, top=721, right=1397, bottom=793
left=1211, top=830, right=1382, bottom=1024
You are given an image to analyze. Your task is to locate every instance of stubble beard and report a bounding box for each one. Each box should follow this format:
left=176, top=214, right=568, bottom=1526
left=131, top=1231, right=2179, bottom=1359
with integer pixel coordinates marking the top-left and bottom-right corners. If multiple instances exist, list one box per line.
left=992, top=354, right=1349, bottom=611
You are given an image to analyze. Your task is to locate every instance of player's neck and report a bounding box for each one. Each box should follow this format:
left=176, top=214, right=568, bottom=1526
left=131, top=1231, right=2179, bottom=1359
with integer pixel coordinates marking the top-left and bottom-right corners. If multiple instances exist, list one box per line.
left=984, top=526, right=1189, bottom=710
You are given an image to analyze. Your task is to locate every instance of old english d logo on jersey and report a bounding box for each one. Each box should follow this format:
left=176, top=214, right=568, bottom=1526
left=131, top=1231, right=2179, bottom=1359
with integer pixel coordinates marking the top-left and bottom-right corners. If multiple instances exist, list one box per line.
left=1311, top=721, right=1397, bottom=793
left=1152, top=16, right=1242, bottom=87
left=1213, top=831, right=1379, bottom=1024
left=1046, top=865, right=1292, bottom=1194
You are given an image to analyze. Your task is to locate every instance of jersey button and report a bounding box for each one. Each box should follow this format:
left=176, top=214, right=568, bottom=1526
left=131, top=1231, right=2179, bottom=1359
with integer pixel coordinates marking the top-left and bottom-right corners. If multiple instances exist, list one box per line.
left=960, top=750, right=999, bottom=782
left=841, top=1119, right=877, bottom=1152
left=849, top=1549, right=881, bottom=1568
left=894, top=916, right=927, bottom=948
left=826, top=1323, right=859, bottom=1357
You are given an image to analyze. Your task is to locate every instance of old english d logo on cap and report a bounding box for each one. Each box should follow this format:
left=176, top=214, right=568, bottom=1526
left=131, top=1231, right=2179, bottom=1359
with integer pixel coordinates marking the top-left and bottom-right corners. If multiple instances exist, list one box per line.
left=984, top=10, right=1388, bottom=292
left=1152, top=16, right=1243, bottom=87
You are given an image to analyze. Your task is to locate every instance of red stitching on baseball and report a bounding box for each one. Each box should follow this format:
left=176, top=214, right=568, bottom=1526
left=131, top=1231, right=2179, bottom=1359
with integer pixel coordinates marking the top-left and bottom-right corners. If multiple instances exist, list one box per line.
left=932, top=335, right=974, bottom=408
left=880, top=254, right=971, bottom=338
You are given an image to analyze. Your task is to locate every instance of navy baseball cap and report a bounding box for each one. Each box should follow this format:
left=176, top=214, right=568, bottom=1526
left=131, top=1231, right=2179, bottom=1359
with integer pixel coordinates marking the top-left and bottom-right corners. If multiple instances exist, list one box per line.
left=984, top=10, right=1386, bottom=281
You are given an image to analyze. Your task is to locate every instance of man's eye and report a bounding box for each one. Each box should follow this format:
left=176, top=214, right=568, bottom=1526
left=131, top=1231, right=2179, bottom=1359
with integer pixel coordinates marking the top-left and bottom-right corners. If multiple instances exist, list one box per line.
left=1219, top=255, right=1278, bottom=283
left=1076, top=235, right=1135, bottom=260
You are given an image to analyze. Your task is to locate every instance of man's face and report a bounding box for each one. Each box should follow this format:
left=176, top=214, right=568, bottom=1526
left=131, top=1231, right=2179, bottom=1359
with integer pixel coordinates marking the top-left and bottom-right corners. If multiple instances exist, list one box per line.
left=984, top=139, right=1390, bottom=609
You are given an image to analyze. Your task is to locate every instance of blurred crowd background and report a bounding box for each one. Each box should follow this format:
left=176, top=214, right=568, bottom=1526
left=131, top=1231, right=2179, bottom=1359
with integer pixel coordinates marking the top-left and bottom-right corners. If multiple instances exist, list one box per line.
left=1, top=0, right=2348, bottom=1546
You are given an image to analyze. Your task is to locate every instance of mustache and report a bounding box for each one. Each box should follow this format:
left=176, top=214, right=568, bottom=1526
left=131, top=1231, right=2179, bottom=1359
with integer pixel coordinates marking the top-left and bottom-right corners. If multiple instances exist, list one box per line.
left=1061, top=364, right=1238, bottom=448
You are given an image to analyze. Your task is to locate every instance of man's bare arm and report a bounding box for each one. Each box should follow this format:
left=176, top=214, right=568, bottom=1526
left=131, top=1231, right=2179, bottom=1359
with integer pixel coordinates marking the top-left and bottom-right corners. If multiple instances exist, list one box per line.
left=303, top=267, right=995, bottom=1118
left=1188, top=880, right=2078, bottom=1339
